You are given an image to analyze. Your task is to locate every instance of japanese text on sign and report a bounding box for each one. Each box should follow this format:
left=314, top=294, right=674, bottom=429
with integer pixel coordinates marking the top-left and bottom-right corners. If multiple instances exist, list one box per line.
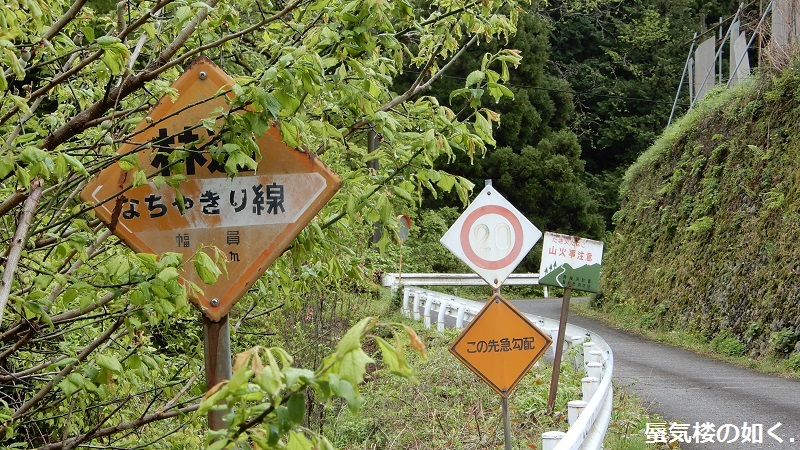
left=149, top=127, right=226, bottom=175
left=466, top=337, right=537, bottom=353
left=106, top=172, right=329, bottom=232
left=538, top=232, right=604, bottom=293
left=546, top=246, right=596, bottom=263
left=121, top=181, right=286, bottom=220
left=562, top=275, right=593, bottom=292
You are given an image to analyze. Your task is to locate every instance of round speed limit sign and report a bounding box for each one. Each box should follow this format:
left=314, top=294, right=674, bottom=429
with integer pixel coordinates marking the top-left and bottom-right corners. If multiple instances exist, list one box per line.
left=441, top=185, right=542, bottom=288
left=460, top=205, right=524, bottom=270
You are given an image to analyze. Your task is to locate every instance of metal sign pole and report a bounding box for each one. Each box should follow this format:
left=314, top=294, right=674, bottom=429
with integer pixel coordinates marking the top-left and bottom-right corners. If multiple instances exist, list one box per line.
left=547, top=286, right=572, bottom=413
left=494, top=285, right=512, bottom=450
left=501, top=396, right=512, bottom=450
left=203, top=313, right=232, bottom=430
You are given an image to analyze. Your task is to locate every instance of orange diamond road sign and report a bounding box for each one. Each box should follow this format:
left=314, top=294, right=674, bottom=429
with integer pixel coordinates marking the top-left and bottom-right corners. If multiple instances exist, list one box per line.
left=80, top=57, right=341, bottom=321
left=450, top=294, right=552, bottom=397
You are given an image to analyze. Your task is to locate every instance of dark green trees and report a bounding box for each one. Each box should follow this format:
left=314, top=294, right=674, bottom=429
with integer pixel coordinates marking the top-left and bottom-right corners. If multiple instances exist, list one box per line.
left=547, top=0, right=741, bottom=224
left=425, top=10, right=605, bottom=246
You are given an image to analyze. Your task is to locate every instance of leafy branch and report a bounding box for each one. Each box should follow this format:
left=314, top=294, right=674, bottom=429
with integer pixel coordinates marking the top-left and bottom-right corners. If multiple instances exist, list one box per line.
left=197, top=317, right=426, bottom=448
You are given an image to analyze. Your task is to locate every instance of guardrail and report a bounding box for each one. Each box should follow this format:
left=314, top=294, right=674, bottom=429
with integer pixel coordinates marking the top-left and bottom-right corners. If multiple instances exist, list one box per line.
left=382, top=272, right=549, bottom=297
left=399, top=286, right=613, bottom=450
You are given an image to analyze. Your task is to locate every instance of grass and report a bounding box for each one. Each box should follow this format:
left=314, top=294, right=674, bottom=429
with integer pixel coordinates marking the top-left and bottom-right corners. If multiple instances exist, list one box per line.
left=572, top=300, right=800, bottom=378
left=604, top=390, right=673, bottom=450
left=326, top=322, right=573, bottom=449
left=324, top=297, right=673, bottom=450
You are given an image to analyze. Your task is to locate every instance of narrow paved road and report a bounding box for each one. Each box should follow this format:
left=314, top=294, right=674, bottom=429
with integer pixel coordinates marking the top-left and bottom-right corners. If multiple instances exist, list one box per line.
left=510, top=298, right=800, bottom=449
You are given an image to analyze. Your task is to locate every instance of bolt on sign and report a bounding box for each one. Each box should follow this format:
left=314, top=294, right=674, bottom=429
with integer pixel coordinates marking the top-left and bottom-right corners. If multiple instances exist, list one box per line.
left=450, top=294, right=552, bottom=398
left=538, top=232, right=604, bottom=293
left=440, top=185, right=542, bottom=289
left=80, top=57, right=341, bottom=321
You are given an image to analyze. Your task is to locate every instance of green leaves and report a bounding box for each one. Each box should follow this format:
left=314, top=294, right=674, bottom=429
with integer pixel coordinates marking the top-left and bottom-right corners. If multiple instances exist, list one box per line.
left=473, top=110, right=497, bottom=147
left=96, top=354, right=123, bottom=374
left=193, top=249, right=223, bottom=285
left=0, top=0, right=534, bottom=447
left=96, top=36, right=131, bottom=75
left=324, top=317, right=376, bottom=385
left=61, top=153, right=89, bottom=177
left=223, top=148, right=258, bottom=175
left=1, top=40, right=25, bottom=81
left=374, top=336, right=415, bottom=382
left=199, top=319, right=425, bottom=445
left=466, top=70, right=485, bottom=87
left=117, top=154, right=140, bottom=171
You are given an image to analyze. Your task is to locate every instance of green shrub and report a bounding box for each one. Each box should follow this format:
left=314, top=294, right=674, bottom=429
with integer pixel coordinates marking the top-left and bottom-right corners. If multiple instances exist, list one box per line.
left=770, top=328, right=799, bottom=355
left=785, top=353, right=800, bottom=372
left=687, top=215, right=714, bottom=233
left=639, top=312, right=657, bottom=329
left=711, top=332, right=747, bottom=357
left=590, top=291, right=606, bottom=308
left=745, top=322, right=762, bottom=339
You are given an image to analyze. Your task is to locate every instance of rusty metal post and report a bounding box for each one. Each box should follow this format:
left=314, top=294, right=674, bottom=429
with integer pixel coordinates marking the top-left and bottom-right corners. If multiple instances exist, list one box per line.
left=501, top=396, right=512, bottom=450
left=493, top=284, right=512, bottom=450
left=203, top=314, right=232, bottom=430
left=547, top=286, right=572, bottom=413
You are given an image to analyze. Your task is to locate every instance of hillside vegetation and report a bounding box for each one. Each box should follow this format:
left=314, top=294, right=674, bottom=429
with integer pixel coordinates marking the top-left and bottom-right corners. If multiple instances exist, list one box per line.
left=600, top=62, right=800, bottom=363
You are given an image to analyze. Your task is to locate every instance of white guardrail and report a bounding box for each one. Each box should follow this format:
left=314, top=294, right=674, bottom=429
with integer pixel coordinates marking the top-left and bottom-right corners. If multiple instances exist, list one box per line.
left=382, top=275, right=613, bottom=450
left=382, top=272, right=550, bottom=297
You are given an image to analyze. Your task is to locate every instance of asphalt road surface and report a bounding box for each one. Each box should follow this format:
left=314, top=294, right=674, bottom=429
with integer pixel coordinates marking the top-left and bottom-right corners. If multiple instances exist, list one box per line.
left=510, top=297, right=800, bottom=450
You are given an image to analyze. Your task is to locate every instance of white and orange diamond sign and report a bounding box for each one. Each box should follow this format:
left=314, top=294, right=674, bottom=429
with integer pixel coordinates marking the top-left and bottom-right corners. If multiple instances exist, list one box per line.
left=80, top=57, right=341, bottom=321
left=440, top=185, right=541, bottom=289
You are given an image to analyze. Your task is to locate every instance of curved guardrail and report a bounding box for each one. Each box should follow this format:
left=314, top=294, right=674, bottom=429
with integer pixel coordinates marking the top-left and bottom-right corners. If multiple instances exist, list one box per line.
left=383, top=272, right=551, bottom=298
left=400, top=286, right=613, bottom=450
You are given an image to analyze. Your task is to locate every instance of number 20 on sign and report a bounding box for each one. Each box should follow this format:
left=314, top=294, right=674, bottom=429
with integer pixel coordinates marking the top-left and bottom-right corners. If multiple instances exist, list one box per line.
left=440, top=185, right=542, bottom=289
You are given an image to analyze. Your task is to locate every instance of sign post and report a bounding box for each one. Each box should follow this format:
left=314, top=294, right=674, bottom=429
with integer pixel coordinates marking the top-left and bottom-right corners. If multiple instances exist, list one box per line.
left=546, top=285, right=572, bottom=414
left=80, top=58, right=341, bottom=429
left=538, top=232, right=604, bottom=413
left=442, top=183, right=546, bottom=448
left=396, top=215, right=412, bottom=285
left=203, top=315, right=232, bottom=430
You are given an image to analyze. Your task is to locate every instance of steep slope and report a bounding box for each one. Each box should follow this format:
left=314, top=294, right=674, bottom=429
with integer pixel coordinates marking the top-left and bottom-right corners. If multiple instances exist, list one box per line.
left=601, top=63, right=800, bottom=357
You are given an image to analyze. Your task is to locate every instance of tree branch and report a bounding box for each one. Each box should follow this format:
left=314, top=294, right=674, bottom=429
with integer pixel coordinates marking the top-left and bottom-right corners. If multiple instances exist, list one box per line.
left=141, top=0, right=304, bottom=81
left=394, top=0, right=482, bottom=38
left=43, top=0, right=89, bottom=41
left=0, top=191, right=27, bottom=220
left=36, top=402, right=200, bottom=450
left=5, top=314, right=125, bottom=429
left=40, top=0, right=219, bottom=151
left=330, top=34, right=477, bottom=153
left=63, top=395, right=130, bottom=450
left=0, top=179, right=44, bottom=326
left=0, top=289, right=123, bottom=356
left=37, top=0, right=310, bottom=153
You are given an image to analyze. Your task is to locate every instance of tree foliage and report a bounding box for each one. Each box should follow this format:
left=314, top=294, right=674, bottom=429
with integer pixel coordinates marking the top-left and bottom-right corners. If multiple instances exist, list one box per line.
left=417, top=8, right=606, bottom=255
left=200, top=317, right=426, bottom=449
left=545, top=0, right=741, bottom=225
left=0, top=0, right=531, bottom=447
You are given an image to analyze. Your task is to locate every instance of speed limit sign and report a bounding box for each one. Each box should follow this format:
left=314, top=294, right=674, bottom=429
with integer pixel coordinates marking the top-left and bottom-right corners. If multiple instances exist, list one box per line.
left=440, top=185, right=541, bottom=289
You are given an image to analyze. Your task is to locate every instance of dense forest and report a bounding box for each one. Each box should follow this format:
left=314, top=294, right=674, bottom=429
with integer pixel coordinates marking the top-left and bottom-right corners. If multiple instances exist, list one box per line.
left=0, top=0, right=776, bottom=447
left=409, top=0, right=746, bottom=272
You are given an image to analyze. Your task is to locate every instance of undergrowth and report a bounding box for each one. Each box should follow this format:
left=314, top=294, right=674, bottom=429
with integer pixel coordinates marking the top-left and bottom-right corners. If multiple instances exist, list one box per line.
left=325, top=305, right=673, bottom=449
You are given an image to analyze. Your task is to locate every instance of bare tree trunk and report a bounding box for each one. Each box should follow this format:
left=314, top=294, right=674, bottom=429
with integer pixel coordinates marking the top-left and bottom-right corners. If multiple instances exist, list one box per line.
left=0, top=178, right=44, bottom=326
